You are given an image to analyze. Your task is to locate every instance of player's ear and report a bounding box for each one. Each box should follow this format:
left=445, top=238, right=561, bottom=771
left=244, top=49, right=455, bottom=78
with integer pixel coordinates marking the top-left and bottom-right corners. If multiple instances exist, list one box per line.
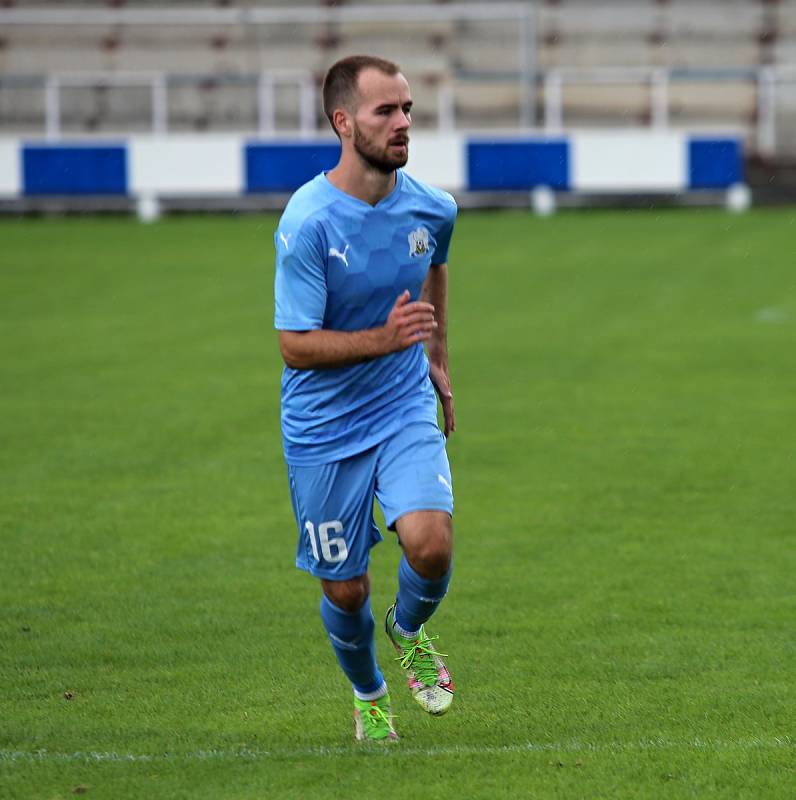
left=333, top=109, right=352, bottom=139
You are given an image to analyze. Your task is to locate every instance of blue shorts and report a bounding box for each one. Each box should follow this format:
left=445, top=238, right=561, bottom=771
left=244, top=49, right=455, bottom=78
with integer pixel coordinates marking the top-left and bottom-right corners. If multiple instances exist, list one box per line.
left=287, top=421, right=454, bottom=580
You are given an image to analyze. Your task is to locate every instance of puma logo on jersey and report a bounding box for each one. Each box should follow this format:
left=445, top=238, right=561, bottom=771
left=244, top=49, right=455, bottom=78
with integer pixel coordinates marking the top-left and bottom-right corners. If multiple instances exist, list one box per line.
left=329, top=244, right=350, bottom=267
left=279, top=232, right=292, bottom=250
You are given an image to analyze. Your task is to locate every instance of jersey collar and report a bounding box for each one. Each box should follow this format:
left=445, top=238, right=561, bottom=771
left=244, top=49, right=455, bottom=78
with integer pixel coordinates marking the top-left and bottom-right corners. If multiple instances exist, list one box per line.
left=321, top=169, right=404, bottom=211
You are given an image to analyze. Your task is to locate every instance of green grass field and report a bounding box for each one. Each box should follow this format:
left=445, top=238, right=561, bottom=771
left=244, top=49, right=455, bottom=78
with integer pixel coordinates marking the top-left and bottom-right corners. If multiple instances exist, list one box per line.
left=1, top=209, right=794, bottom=799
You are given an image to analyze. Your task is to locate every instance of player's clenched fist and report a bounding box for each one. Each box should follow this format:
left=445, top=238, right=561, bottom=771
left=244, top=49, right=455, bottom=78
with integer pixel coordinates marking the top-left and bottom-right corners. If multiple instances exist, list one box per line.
left=381, top=290, right=437, bottom=352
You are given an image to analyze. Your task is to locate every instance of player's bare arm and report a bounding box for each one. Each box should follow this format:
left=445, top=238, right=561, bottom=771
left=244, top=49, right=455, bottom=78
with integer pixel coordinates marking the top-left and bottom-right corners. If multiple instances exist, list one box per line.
left=279, top=290, right=437, bottom=370
left=421, top=262, right=455, bottom=437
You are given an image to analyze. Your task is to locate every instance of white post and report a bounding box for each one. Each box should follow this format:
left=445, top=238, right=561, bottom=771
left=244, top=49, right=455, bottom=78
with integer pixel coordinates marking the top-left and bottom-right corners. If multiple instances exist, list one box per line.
left=299, top=77, right=315, bottom=138
left=518, top=2, right=535, bottom=128
left=437, top=84, right=455, bottom=132
left=137, top=193, right=162, bottom=223
left=258, top=72, right=274, bottom=136
left=530, top=185, right=556, bottom=216
left=45, top=75, right=60, bottom=140
left=544, top=70, right=563, bottom=132
left=757, top=66, right=776, bottom=157
left=152, top=73, right=167, bottom=134
left=651, top=68, right=669, bottom=129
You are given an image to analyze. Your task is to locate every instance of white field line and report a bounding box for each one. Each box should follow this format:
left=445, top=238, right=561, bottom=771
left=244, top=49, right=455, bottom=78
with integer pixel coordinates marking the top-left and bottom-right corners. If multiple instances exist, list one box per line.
left=1, top=737, right=793, bottom=764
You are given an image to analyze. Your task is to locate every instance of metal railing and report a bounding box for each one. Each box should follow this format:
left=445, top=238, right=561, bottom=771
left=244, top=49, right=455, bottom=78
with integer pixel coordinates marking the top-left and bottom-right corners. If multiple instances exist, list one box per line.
left=3, top=65, right=795, bottom=156
left=8, top=70, right=451, bottom=138
left=541, top=65, right=796, bottom=157
left=44, top=72, right=169, bottom=138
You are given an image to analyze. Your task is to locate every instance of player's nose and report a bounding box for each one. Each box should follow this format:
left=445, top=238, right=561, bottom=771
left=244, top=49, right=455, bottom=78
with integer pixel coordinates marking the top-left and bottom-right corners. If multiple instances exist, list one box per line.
left=394, top=109, right=411, bottom=130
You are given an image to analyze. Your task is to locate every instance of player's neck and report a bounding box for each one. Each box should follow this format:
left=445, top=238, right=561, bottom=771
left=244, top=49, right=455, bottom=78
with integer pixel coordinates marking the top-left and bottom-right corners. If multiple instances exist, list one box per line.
left=327, top=162, right=396, bottom=207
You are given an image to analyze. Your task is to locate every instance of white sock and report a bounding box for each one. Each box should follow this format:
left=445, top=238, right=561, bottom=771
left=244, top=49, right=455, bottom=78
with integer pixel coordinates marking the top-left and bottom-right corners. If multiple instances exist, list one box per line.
left=353, top=681, right=388, bottom=702
left=392, top=618, right=420, bottom=640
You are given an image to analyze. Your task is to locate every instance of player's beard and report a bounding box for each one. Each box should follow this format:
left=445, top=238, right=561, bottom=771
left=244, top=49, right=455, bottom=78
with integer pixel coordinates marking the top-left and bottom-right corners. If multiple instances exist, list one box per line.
left=353, top=123, right=409, bottom=174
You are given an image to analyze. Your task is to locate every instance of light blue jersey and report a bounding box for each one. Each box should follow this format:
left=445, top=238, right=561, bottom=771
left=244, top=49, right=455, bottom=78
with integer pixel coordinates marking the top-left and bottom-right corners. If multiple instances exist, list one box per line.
left=274, top=169, right=457, bottom=466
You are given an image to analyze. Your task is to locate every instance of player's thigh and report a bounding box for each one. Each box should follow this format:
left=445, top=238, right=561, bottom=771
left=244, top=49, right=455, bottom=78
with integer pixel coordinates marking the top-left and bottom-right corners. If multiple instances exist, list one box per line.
left=287, top=451, right=382, bottom=581
left=374, top=421, right=454, bottom=532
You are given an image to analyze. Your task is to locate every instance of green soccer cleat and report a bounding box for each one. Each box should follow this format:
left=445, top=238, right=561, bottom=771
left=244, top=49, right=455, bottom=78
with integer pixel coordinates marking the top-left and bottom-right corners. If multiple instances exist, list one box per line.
left=385, top=604, right=455, bottom=716
left=353, top=692, right=399, bottom=742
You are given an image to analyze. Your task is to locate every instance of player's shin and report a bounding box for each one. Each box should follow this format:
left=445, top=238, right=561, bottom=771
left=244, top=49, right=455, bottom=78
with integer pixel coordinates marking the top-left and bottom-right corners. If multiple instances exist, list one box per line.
left=319, top=594, right=386, bottom=698
left=393, top=555, right=452, bottom=636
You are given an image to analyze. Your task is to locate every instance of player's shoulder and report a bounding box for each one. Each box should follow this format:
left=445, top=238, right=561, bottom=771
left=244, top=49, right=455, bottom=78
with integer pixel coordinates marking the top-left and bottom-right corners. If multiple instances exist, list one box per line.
left=275, top=175, right=337, bottom=259
left=400, top=170, right=457, bottom=219
left=278, top=173, right=335, bottom=237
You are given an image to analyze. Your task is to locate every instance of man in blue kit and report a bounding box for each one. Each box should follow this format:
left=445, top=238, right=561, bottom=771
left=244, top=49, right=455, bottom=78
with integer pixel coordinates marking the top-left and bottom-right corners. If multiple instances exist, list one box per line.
left=274, top=55, right=458, bottom=742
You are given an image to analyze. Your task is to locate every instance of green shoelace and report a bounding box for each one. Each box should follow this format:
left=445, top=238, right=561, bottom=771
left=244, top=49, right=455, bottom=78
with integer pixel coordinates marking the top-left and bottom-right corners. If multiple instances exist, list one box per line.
left=361, top=702, right=395, bottom=735
left=396, top=634, right=448, bottom=686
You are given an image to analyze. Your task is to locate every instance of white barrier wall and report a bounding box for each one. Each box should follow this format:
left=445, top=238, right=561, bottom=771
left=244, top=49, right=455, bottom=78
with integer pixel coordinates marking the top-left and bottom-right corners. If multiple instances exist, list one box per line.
left=404, top=133, right=465, bottom=192
left=0, top=140, right=20, bottom=196
left=129, top=135, right=243, bottom=196
left=0, top=131, right=744, bottom=198
left=571, top=131, right=686, bottom=193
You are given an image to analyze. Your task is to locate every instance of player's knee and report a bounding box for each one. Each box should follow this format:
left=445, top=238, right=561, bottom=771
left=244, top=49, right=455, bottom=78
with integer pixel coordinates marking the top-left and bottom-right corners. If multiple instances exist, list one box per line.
left=322, top=576, right=369, bottom=613
left=412, top=546, right=451, bottom=579
left=407, top=527, right=453, bottom=579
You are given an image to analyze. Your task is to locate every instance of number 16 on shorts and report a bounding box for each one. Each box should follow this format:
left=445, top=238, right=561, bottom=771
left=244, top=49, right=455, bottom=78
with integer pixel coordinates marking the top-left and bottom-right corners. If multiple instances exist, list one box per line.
left=305, top=520, right=348, bottom=564
left=288, top=459, right=384, bottom=579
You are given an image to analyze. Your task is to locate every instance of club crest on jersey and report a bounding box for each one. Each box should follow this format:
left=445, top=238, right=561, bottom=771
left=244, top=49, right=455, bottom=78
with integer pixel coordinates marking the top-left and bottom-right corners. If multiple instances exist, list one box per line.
left=408, top=227, right=429, bottom=257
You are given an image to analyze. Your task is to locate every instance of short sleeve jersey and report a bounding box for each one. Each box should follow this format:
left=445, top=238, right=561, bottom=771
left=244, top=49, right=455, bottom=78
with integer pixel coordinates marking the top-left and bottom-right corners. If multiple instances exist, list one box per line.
left=274, top=169, right=457, bottom=466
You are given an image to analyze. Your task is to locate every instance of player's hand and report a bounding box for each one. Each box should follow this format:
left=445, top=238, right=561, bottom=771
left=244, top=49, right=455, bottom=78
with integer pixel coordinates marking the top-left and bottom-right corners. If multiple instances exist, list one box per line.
left=382, top=290, right=437, bottom=352
left=429, top=361, right=456, bottom=438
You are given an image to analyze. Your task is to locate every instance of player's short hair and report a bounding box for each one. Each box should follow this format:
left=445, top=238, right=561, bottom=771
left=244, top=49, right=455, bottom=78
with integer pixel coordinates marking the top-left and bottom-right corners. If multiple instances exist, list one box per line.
left=322, top=55, right=401, bottom=136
